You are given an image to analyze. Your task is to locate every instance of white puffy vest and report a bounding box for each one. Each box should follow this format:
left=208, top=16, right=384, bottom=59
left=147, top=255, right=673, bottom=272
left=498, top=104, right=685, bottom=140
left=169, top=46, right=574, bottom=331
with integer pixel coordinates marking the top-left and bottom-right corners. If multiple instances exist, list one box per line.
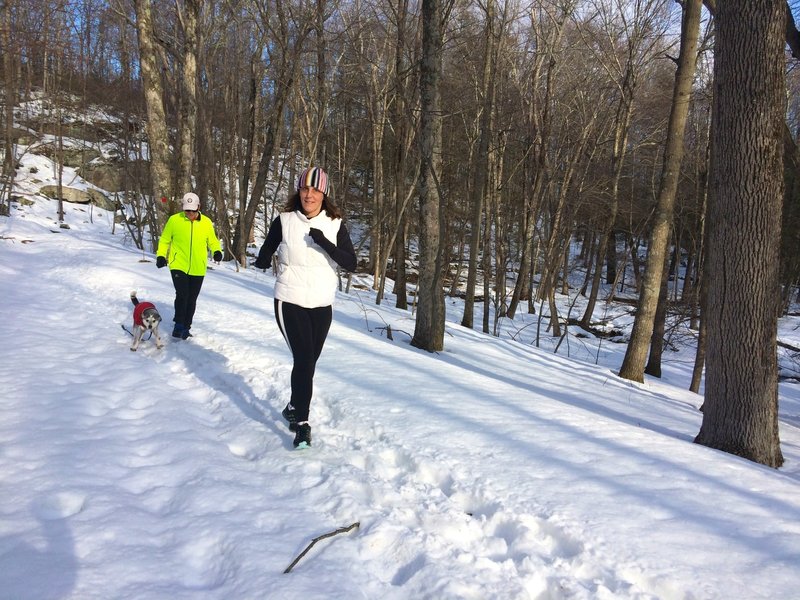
left=274, top=210, right=342, bottom=308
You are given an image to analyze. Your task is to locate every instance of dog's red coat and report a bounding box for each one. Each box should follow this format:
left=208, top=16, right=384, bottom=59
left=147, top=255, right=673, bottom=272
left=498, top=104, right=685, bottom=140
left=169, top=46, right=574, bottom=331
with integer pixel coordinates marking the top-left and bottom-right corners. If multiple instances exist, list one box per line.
left=132, top=302, right=157, bottom=327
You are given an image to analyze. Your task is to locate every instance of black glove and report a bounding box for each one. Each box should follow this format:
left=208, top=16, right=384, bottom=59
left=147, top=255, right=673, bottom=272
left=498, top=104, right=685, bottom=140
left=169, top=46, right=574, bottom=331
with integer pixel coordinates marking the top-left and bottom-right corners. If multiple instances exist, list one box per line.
left=156, top=256, right=167, bottom=269
left=309, top=228, right=335, bottom=254
left=253, top=257, right=269, bottom=270
left=213, top=250, right=223, bottom=263
left=309, top=228, right=326, bottom=244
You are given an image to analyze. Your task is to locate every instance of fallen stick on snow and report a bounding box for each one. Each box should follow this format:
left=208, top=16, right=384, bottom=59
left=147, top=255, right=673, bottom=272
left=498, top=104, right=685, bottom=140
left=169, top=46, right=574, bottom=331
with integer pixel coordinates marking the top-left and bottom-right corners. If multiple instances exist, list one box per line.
left=283, top=522, right=360, bottom=574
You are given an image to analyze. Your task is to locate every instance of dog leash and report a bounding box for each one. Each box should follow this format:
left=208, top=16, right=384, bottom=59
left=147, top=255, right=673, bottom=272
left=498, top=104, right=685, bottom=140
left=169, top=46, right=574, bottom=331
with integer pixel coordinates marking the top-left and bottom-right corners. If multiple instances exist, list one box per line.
left=121, top=324, right=153, bottom=340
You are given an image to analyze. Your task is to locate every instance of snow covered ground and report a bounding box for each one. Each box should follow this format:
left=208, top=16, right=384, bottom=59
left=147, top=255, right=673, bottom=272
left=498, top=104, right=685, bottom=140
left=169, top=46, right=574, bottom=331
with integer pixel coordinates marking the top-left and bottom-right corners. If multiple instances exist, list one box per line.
left=2, top=191, right=800, bottom=599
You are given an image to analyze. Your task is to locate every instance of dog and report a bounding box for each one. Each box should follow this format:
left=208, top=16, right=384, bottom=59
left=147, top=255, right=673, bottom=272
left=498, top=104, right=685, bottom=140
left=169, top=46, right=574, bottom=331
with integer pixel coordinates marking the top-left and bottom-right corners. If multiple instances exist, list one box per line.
left=130, top=291, right=163, bottom=351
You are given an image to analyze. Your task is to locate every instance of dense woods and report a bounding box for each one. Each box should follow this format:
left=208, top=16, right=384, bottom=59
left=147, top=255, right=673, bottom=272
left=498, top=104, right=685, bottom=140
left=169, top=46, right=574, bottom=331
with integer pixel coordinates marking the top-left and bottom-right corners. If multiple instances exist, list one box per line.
left=2, top=0, right=799, bottom=466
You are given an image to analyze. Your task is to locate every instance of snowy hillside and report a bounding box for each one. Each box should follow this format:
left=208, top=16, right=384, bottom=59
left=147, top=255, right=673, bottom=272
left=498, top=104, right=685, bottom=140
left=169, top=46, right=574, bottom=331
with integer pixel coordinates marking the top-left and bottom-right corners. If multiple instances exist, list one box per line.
left=1, top=183, right=800, bottom=600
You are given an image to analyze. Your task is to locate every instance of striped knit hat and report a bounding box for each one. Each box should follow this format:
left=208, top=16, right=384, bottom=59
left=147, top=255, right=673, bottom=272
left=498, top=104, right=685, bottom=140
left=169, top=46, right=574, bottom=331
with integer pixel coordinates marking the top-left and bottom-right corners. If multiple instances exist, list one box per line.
left=296, top=167, right=329, bottom=195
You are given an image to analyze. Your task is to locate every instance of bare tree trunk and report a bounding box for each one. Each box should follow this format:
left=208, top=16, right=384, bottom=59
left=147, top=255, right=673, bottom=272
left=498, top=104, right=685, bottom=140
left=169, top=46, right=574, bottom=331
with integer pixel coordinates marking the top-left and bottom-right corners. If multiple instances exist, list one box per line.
left=507, top=4, right=571, bottom=319
left=176, top=0, right=199, bottom=196
left=492, top=170, right=506, bottom=328
left=548, top=287, right=561, bottom=338
left=489, top=128, right=507, bottom=332
left=580, top=96, right=633, bottom=326
left=628, top=234, right=642, bottom=292
left=690, top=108, right=712, bottom=392
left=367, top=65, right=389, bottom=290
left=1, top=0, right=17, bottom=215
left=694, top=0, right=784, bottom=467
left=198, top=88, right=233, bottom=255
left=644, top=253, right=670, bottom=377
left=134, top=0, right=173, bottom=227
left=232, top=89, right=290, bottom=264
left=579, top=0, right=669, bottom=326
left=55, top=64, right=65, bottom=223
left=482, top=198, right=492, bottom=333
left=605, top=229, right=618, bottom=285
left=237, top=48, right=263, bottom=246
left=231, top=17, right=311, bottom=265
left=560, top=241, right=570, bottom=296
left=390, top=0, right=412, bottom=310
left=411, top=0, right=445, bottom=352
left=377, top=169, right=417, bottom=306
left=462, top=0, right=500, bottom=329
left=690, top=268, right=707, bottom=394
left=538, top=101, right=600, bottom=304
left=316, top=0, right=327, bottom=164
left=619, top=0, right=702, bottom=382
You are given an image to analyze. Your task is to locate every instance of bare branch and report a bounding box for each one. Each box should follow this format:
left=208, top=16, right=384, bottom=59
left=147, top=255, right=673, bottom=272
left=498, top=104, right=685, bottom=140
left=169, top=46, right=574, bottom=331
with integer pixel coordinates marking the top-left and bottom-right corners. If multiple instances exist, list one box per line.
left=283, top=522, right=360, bottom=574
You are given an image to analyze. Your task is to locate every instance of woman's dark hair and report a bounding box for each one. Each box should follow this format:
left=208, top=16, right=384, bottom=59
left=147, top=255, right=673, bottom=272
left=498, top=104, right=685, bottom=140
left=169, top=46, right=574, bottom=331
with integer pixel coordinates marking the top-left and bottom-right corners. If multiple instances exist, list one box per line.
left=283, top=191, right=344, bottom=219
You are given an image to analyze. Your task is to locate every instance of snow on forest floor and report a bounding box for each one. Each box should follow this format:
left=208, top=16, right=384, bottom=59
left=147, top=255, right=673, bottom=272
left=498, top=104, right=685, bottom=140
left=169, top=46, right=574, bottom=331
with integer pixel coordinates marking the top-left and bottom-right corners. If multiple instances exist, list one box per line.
left=1, top=194, right=800, bottom=599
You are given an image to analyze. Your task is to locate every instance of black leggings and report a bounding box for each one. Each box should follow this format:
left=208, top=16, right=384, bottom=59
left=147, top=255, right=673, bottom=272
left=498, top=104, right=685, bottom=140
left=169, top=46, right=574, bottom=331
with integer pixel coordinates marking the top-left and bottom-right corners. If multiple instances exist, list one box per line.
left=171, top=270, right=204, bottom=329
left=274, top=299, right=332, bottom=422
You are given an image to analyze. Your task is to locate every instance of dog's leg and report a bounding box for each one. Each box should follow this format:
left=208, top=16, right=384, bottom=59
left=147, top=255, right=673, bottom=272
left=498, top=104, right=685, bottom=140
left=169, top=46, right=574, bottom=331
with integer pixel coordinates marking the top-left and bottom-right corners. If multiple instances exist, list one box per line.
left=154, top=324, right=164, bottom=349
left=131, top=328, right=143, bottom=351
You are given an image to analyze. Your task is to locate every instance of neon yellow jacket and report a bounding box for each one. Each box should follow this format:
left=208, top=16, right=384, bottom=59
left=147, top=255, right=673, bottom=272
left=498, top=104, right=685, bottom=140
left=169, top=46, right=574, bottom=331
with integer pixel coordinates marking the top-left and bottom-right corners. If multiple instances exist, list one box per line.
left=157, top=212, right=222, bottom=276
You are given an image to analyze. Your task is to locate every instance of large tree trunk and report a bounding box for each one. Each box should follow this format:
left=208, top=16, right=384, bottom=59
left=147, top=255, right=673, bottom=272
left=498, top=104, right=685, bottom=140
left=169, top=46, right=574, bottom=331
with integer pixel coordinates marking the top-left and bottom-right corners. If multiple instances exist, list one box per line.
left=411, top=0, right=445, bottom=352
left=694, top=0, right=784, bottom=467
left=176, top=0, right=199, bottom=197
left=619, top=0, right=702, bottom=382
left=134, top=0, right=173, bottom=229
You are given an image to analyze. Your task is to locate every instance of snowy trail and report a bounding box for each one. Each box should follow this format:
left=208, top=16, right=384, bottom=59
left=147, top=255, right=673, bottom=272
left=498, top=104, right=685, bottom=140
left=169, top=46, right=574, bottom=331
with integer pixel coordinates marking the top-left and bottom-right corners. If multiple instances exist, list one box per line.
left=186, top=275, right=587, bottom=598
left=2, top=233, right=640, bottom=598
left=2, top=200, right=800, bottom=599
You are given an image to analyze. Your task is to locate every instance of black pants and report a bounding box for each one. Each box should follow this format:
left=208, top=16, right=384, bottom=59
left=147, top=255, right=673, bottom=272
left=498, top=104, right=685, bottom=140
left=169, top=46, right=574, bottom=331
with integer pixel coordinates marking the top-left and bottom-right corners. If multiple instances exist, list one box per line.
left=274, top=299, right=332, bottom=423
left=171, top=270, right=204, bottom=329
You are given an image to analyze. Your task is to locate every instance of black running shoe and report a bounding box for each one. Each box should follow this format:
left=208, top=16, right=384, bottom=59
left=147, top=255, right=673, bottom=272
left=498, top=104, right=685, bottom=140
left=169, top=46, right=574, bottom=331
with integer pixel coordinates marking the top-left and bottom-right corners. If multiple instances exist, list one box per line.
left=293, top=423, right=311, bottom=449
left=281, top=404, right=298, bottom=432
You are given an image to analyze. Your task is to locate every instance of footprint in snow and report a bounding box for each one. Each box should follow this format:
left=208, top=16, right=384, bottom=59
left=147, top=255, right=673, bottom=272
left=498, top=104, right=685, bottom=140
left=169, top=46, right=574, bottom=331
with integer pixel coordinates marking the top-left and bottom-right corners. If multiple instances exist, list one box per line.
left=227, top=441, right=260, bottom=461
